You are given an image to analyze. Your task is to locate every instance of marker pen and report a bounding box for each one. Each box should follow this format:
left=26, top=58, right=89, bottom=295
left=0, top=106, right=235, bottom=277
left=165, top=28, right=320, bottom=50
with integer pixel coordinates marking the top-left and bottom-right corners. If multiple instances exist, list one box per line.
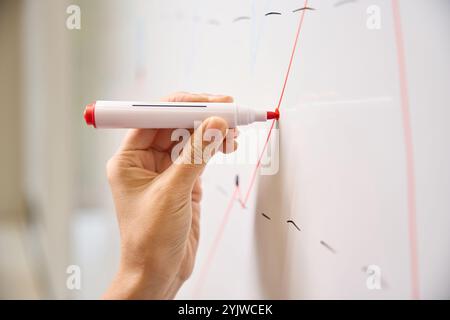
left=84, top=101, right=279, bottom=128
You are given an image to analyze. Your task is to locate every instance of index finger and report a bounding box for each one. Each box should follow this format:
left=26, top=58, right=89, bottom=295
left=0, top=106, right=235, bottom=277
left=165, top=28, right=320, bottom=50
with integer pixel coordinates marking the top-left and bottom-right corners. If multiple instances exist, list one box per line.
left=120, top=128, right=159, bottom=152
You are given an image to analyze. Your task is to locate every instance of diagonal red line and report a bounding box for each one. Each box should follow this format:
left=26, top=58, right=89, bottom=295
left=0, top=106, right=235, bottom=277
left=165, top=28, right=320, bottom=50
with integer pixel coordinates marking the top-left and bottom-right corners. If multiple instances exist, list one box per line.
left=243, top=119, right=277, bottom=205
left=244, top=0, right=309, bottom=205
left=192, top=187, right=239, bottom=297
left=391, top=0, right=420, bottom=300
left=193, top=1, right=309, bottom=297
left=276, top=0, right=309, bottom=112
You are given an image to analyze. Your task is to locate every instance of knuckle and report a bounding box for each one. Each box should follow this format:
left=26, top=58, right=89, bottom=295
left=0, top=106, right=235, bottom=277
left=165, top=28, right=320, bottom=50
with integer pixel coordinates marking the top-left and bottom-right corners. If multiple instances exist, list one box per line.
left=169, top=91, right=194, bottom=102
left=205, top=116, right=228, bottom=132
left=106, top=156, right=122, bottom=182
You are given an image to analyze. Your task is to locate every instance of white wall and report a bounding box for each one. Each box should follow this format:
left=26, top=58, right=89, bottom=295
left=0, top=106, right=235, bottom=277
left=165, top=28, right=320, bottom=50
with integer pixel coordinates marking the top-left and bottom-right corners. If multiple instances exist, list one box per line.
left=69, top=0, right=450, bottom=299
left=21, top=0, right=74, bottom=298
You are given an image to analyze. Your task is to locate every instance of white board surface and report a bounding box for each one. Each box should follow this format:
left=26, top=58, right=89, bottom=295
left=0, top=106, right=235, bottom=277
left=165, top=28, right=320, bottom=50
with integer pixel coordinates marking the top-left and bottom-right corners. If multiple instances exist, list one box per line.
left=90, top=0, right=450, bottom=299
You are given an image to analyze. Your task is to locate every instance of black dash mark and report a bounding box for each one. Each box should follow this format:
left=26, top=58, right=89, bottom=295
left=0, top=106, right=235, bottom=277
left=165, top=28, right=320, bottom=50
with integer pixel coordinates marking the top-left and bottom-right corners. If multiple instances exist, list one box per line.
left=233, top=16, right=251, bottom=23
left=334, top=0, right=358, bottom=7
left=292, top=7, right=315, bottom=12
left=286, top=220, right=301, bottom=231
left=320, top=240, right=336, bottom=254
left=361, top=265, right=389, bottom=288
left=265, top=12, right=282, bottom=16
left=235, top=175, right=239, bottom=187
left=261, top=213, right=271, bottom=220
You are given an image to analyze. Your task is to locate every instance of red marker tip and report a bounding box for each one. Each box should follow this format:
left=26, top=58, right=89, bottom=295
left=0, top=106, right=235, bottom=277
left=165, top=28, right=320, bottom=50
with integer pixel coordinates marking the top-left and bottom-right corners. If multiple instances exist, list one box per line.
left=266, top=110, right=280, bottom=120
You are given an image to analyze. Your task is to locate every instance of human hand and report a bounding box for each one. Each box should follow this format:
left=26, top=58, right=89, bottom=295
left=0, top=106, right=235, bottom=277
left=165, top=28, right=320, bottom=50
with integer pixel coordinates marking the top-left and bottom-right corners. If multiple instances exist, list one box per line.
left=103, top=92, right=238, bottom=299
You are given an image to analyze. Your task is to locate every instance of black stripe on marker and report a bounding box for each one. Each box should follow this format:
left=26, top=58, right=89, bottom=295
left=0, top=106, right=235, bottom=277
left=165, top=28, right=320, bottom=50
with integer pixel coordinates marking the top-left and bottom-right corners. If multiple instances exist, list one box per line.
left=132, top=104, right=207, bottom=108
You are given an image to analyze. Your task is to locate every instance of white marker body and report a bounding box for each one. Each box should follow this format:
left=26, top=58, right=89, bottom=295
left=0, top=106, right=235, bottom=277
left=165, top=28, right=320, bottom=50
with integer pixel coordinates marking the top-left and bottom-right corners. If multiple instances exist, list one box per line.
left=91, top=101, right=268, bottom=128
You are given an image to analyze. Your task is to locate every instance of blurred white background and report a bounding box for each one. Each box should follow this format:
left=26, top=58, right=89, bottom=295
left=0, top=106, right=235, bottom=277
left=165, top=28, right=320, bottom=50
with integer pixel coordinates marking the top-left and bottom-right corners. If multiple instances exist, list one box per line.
left=1, top=0, right=449, bottom=299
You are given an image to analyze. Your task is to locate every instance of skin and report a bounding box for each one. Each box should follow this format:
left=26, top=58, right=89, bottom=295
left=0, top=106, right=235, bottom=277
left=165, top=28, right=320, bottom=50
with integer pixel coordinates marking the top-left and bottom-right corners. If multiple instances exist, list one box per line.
left=103, top=92, right=238, bottom=299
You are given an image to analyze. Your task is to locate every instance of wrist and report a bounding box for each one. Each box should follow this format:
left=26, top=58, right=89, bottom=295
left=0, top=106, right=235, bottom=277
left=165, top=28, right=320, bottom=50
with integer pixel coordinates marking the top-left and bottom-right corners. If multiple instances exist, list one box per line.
left=103, top=266, right=175, bottom=300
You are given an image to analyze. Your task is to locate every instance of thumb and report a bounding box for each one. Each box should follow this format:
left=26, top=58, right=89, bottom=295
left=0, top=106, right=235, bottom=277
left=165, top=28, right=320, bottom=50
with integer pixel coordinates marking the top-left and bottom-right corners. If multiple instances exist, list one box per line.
left=167, top=117, right=228, bottom=187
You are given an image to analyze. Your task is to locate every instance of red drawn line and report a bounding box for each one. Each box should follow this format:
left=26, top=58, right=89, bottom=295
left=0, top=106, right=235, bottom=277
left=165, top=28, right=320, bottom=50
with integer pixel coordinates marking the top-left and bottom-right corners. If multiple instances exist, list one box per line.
left=391, top=0, right=420, bottom=300
left=192, top=187, right=239, bottom=297
left=192, top=1, right=309, bottom=297
left=276, top=0, right=309, bottom=112
left=243, top=119, right=277, bottom=205
left=244, top=0, right=309, bottom=205
left=236, top=185, right=246, bottom=208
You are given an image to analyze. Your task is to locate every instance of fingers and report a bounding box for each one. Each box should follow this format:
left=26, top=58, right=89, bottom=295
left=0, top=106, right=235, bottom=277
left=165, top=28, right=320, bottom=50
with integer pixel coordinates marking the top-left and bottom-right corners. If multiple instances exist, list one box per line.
left=221, top=128, right=239, bottom=154
left=162, top=92, right=210, bottom=103
left=120, top=129, right=159, bottom=152
left=166, top=116, right=229, bottom=187
left=162, top=92, right=234, bottom=103
left=151, top=129, right=180, bottom=153
left=204, top=94, right=234, bottom=103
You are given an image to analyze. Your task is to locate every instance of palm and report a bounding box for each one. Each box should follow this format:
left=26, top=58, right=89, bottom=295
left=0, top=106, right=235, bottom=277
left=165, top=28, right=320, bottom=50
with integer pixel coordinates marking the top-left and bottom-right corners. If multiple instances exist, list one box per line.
left=131, top=135, right=201, bottom=281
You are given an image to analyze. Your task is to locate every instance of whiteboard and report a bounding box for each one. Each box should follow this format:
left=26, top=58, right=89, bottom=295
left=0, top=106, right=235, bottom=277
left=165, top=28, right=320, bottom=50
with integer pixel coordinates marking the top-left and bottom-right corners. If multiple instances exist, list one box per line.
left=90, top=0, right=450, bottom=299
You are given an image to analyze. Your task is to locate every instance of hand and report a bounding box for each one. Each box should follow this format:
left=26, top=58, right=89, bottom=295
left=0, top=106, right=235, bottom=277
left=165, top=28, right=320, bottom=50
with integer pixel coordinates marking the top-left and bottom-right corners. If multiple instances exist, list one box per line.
left=103, top=92, right=238, bottom=299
